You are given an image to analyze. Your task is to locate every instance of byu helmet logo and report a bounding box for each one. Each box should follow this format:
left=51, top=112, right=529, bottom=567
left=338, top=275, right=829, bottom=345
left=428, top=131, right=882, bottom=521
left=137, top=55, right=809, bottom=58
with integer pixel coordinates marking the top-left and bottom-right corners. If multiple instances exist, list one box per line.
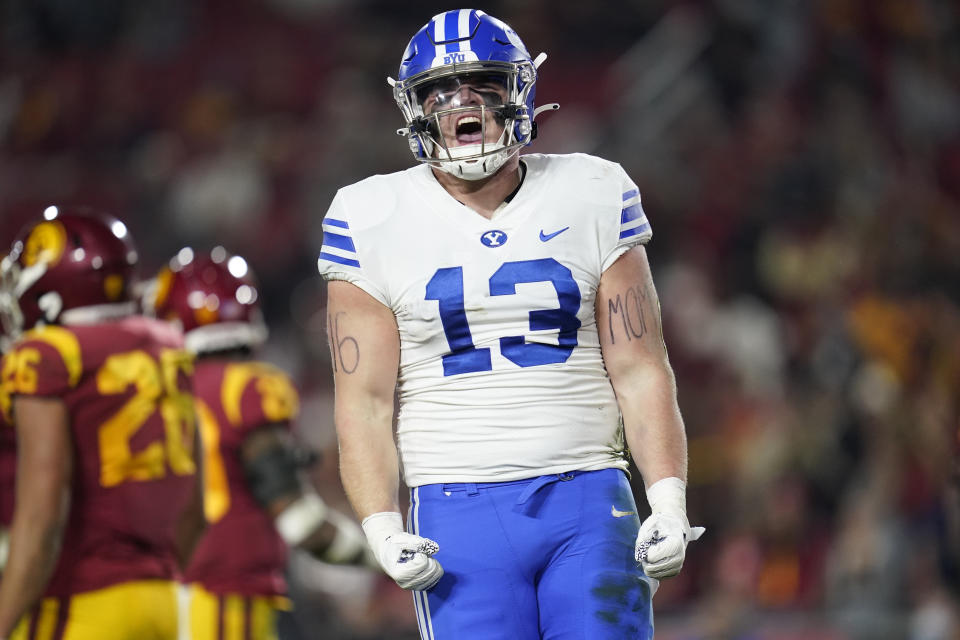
left=480, top=230, right=507, bottom=247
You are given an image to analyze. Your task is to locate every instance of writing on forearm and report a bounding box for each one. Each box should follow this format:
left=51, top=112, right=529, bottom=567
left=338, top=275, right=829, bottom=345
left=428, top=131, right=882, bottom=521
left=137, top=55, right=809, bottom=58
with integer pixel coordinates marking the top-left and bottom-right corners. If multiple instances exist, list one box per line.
left=606, top=284, right=650, bottom=344
left=327, top=311, right=359, bottom=374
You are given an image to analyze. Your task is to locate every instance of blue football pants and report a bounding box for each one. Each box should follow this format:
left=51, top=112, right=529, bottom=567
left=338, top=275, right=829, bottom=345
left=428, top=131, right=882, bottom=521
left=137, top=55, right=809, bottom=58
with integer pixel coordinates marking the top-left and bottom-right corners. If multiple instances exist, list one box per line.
left=407, top=468, right=656, bottom=640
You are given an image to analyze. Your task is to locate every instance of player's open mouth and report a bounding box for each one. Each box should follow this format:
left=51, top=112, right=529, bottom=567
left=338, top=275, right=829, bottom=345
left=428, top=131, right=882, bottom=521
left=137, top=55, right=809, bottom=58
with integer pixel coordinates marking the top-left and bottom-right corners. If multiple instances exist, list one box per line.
left=455, top=115, right=483, bottom=145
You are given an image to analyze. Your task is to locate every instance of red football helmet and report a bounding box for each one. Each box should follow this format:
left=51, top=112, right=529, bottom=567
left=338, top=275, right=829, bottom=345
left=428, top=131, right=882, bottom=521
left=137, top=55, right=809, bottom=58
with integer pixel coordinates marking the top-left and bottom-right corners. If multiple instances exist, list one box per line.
left=0, top=206, right=139, bottom=337
left=148, top=246, right=267, bottom=354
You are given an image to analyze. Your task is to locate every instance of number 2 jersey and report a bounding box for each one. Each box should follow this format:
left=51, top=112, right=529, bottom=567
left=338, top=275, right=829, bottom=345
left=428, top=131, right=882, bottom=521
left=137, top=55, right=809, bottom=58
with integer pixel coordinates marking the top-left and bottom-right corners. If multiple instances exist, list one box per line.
left=0, top=316, right=197, bottom=597
left=183, top=358, right=300, bottom=597
left=318, top=153, right=652, bottom=487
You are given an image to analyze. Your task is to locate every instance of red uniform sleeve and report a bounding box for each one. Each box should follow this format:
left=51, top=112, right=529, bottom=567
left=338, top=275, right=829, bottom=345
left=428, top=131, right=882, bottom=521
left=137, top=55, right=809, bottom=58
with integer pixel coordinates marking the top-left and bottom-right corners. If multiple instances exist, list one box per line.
left=1, top=326, right=83, bottom=399
left=220, top=362, right=300, bottom=435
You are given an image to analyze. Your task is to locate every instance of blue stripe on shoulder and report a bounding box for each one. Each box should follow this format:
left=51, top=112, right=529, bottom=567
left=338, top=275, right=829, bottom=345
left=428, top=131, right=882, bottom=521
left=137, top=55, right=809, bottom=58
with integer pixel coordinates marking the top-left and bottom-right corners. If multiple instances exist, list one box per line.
left=622, top=189, right=639, bottom=201
left=621, top=203, right=645, bottom=224
left=324, top=218, right=349, bottom=229
left=322, top=231, right=356, bottom=252
left=619, top=222, right=651, bottom=240
left=318, top=252, right=361, bottom=268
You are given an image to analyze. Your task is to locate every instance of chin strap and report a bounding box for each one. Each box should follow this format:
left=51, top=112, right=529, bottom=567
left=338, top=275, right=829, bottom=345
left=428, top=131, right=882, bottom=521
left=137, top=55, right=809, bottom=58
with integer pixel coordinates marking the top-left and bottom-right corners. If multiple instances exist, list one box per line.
left=435, top=128, right=514, bottom=181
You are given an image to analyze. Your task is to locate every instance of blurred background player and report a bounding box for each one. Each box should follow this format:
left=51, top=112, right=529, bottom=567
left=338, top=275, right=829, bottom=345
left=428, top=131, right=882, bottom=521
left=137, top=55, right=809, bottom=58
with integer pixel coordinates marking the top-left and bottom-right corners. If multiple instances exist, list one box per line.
left=147, top=246, right=374, bottom=640
left=0, top=207, right=204, bottom=639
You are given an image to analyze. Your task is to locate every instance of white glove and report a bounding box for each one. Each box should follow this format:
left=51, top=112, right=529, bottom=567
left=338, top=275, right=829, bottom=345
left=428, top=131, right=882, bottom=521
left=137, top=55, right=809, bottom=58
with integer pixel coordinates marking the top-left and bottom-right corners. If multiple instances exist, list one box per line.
left=635, top=477, right=705, bottom=579
left=361, top=511, right=443, bottom=590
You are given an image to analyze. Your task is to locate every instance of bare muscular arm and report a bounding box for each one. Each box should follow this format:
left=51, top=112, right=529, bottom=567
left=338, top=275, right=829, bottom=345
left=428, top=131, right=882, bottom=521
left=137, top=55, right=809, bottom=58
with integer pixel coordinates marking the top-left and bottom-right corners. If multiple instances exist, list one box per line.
left=0, top=396, right=72, bottom=635
left=596, top=245, right=688, bottom=488
left=325, top=281, right=402, bottom=519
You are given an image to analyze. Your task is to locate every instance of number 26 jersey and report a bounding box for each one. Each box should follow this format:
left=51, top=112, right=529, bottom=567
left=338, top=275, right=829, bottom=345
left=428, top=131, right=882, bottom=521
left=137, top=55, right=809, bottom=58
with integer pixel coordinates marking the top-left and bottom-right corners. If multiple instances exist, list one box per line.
left=0, top=316, right=196, bottom=596
left=318, top=153, right=652, bottom=487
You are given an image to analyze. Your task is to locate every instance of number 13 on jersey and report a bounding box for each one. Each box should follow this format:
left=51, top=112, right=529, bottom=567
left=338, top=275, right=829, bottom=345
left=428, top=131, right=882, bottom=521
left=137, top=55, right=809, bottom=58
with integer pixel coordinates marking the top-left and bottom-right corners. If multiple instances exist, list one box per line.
left=426, top=258, right=582, bottom=376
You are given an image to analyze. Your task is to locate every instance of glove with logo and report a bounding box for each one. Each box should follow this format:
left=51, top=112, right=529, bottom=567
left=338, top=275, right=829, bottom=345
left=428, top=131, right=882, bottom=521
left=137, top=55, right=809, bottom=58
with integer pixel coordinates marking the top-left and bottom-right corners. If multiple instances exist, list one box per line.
left=635, top=477, right=705, bottom=578
left=361, top=511, right=443, bottom=590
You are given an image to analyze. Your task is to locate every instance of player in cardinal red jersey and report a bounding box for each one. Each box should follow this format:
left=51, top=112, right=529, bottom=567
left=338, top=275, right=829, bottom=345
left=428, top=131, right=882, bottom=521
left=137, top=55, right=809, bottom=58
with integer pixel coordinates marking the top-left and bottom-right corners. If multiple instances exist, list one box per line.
left=148, top=247, right=373, bottom=640
left=0, top=207, right=204, bottom=639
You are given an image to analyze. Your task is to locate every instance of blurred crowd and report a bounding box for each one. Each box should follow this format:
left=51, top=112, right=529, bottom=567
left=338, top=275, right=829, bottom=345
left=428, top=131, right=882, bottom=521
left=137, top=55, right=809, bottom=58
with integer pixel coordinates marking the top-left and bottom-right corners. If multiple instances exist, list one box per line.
left=1, top=0, right=958, bottom=638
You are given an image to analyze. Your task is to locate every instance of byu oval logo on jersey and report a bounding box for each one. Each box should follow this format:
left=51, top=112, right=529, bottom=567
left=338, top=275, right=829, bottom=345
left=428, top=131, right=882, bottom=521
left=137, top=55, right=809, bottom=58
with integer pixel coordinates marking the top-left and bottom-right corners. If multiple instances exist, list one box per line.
left=480, top=230, right=508, bottom=247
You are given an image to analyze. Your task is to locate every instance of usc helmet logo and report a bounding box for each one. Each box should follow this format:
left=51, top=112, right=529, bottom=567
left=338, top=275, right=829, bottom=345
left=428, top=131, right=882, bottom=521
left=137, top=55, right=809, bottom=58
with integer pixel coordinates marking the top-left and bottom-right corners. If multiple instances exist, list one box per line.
left=193, top=302, right=219, bottom=327
left=103, top=274, right=125, bottom=301
left=22, top=221, right=67, bottom=268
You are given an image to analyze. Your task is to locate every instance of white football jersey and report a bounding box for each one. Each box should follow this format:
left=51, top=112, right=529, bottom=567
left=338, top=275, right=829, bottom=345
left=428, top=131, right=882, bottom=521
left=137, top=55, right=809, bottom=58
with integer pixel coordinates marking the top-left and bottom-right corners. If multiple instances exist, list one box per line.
left=318, top=153, right=652, bottom=486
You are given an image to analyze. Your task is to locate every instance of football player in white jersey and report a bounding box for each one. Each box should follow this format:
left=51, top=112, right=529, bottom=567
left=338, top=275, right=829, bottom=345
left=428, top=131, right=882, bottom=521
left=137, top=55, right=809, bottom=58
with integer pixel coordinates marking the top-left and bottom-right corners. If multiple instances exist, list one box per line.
left=317, top=9, right=703, bottom=639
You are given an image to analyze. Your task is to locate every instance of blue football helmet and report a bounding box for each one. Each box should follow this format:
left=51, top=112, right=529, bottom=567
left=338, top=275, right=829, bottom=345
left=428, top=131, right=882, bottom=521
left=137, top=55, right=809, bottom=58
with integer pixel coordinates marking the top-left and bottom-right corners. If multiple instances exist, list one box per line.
left=391, top=9, right=557, bottom=180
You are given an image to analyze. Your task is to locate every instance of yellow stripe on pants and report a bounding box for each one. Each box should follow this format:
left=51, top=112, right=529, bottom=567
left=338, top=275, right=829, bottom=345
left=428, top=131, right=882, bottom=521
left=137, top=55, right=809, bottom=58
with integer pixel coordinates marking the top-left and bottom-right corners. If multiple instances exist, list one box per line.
left=187, top=584, right=283, bottom=640
left=9, top=598, right=59, bottom=640
left=223, top=594, right=244, bottom=640
left=33, top=599, right=61, bottom=640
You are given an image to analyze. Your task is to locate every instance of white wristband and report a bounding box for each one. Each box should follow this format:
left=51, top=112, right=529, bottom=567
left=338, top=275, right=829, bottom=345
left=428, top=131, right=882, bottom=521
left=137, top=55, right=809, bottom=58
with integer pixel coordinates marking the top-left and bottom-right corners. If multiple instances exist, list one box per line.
left=276, top=492, right=328, bottom=546
left=645, top=476, right=687, bottom=517
left=361, top=511, right=405, bottom=543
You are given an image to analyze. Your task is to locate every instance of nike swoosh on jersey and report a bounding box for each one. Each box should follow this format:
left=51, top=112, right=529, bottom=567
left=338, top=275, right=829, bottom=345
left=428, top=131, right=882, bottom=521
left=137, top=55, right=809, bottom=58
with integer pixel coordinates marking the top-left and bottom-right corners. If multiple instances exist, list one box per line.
left=539, top=226, right=570, bottom=242
left=611, top=506, right=637, bottom=518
